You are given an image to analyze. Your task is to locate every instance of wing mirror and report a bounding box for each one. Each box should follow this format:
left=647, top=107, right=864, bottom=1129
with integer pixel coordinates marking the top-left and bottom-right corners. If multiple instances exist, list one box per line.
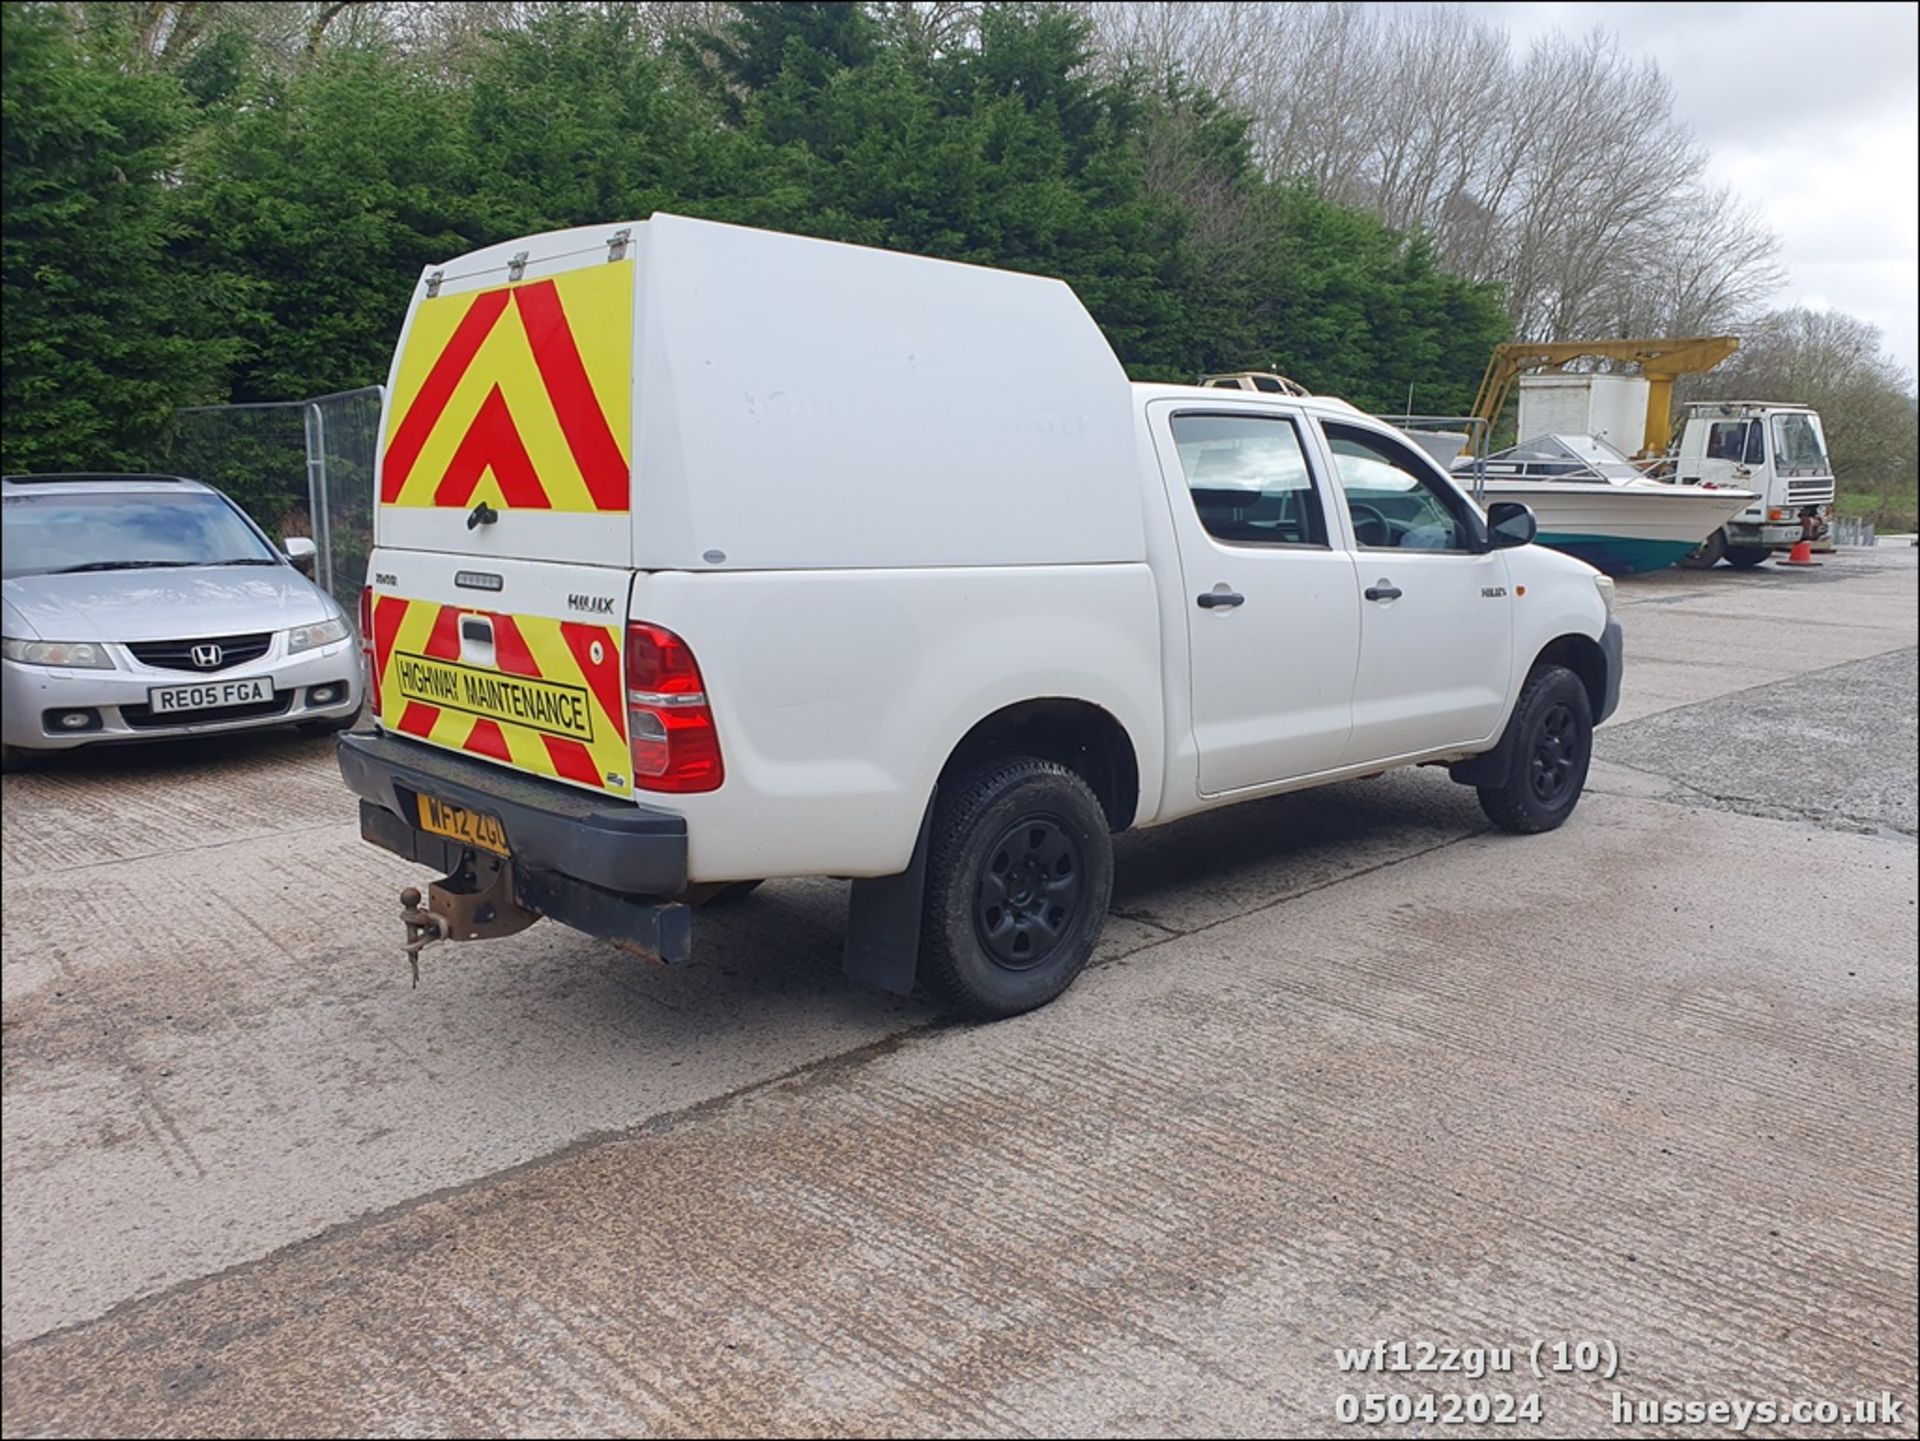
left=284, top=536, right=318, bottom=576
left=1486, top=501, right=1537, bottom=550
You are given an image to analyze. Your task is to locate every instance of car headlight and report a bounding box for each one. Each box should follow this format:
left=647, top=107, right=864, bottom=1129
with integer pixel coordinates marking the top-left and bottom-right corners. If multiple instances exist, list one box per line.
left=1, top=638, right=115, bottom=669
left=1593, top=574, right=1616, bottom=616
left=287, top=617, right=350, bottom=654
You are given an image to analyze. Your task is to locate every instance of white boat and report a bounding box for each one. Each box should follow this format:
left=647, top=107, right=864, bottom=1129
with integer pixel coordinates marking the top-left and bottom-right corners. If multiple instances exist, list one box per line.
left=1445, top=433, right=1758, bottom=575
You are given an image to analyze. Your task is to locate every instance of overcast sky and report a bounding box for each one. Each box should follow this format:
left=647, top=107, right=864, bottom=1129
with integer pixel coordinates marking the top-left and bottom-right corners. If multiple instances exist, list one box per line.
left=1461, top=1, right=1919, bottom=379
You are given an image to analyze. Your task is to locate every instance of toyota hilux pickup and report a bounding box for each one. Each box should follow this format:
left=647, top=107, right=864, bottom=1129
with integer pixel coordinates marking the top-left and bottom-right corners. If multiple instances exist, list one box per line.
left=339, top=215, right=1622, bottom=1018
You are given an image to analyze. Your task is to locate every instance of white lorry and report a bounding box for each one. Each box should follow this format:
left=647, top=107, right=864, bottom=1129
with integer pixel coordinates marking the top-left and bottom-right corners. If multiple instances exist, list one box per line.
left=1670, top=401, right=1837, bottom=568
left=338, top=215, right=1623, bottom=1018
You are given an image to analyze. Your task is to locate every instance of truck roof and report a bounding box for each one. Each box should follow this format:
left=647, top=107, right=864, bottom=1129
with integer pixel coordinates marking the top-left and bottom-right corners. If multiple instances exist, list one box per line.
left=1682, top=401, right=1817, bottom=414
left=1129, top=382, right=1366, bottom=421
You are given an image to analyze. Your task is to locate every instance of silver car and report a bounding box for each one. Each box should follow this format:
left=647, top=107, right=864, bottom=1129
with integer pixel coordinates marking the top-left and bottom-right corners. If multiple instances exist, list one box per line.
left=1, top=474, right=362, bottom=766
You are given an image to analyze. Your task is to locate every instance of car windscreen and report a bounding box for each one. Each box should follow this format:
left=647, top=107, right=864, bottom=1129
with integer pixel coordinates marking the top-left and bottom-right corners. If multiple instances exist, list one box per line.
left=1, top=492, right=280, bottom=579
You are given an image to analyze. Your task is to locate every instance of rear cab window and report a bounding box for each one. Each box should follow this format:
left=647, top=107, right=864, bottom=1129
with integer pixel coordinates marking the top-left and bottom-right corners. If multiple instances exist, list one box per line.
left=1170, top=413, right=1329, bottom=548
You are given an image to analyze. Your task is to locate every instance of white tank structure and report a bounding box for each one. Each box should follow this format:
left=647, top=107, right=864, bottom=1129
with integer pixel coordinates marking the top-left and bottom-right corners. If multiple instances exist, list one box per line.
left=1516, top=373, right=1651, bottom=456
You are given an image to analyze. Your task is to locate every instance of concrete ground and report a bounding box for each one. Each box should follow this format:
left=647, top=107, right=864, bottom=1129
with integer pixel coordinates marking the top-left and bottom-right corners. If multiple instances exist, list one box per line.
left=2, top=546, right=1915, bottom=1437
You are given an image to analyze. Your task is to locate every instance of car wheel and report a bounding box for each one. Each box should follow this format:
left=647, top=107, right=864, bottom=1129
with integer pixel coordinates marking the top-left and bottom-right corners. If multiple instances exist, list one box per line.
left=1676, top=527, right=1727, bottom=570
left=920, top=756, right=1113, bottom=1020
left=1477, top=665, right=1593, bottom=835
left=1726, top=546, right=1772, bottom=569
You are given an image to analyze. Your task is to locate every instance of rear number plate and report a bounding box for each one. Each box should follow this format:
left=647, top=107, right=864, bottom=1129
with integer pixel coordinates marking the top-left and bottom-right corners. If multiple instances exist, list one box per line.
left=147, top=677, right=273, bottom=713
left=415, top=793, right=510, bottom=856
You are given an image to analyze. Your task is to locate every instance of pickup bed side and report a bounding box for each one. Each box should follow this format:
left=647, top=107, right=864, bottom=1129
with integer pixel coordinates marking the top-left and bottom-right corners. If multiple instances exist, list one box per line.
left=625, top=563, right=1167, bottom=883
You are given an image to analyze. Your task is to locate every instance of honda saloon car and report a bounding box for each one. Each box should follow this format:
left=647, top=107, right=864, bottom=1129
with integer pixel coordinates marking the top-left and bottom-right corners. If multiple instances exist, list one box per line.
left=1, top=474, right=361, bottom=766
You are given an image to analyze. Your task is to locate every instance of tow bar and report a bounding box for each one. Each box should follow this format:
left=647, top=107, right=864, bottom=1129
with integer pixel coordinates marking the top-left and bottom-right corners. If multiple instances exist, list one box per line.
left=397, top=849, right=537, bottom=985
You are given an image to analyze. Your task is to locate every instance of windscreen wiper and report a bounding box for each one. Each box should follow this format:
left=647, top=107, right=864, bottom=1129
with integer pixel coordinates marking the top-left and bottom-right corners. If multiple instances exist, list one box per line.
left=46, top=559, right=199, bottom=574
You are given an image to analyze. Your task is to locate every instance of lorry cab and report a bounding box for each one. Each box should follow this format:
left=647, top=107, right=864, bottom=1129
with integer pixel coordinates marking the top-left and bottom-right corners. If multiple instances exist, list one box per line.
left=1672, top=402, right=1835, bottom=564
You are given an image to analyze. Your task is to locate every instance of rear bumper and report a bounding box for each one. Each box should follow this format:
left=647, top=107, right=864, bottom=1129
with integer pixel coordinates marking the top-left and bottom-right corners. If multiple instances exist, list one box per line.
left=337, top=729, right=688, bottom=896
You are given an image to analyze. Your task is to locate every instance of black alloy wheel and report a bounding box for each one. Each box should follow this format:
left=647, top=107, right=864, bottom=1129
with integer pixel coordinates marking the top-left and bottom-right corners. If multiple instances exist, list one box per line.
left=1528, top=700, right=1584, bottom=809
left=974, top=815, right=1085, bottom=971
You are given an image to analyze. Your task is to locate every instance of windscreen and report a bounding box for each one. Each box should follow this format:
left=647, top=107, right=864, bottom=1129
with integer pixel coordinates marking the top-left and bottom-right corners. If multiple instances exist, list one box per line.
left=2, top=492, right=278, bottom=579
left=1554, top=434, right=1643, bottom=479
left=1771, top=412, right=1830, bottom=475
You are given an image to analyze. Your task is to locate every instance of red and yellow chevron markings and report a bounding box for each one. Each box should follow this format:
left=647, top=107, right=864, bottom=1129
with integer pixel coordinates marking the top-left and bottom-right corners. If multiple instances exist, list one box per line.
left=373, top=595, right=630, bottom=793
left=381, top=262, right=633, bottom=514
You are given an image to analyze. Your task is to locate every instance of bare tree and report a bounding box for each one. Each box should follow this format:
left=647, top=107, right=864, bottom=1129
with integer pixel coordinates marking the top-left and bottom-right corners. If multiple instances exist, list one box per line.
left=1079, top=2, right=1787, bottom=349
left=874, top=1, right=986, bottom=56
left=61, top=0, right=416, bottom=70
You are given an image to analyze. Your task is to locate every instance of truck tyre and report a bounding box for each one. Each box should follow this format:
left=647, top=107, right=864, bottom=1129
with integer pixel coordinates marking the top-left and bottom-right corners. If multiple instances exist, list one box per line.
left=1476, top=665, right=1593, bottom=835
left=1677, top=527, right=1726, bottom=570
left=1726, top=546, right=1771, bottom=569
left=919, top=756, right=1113, bottom=1020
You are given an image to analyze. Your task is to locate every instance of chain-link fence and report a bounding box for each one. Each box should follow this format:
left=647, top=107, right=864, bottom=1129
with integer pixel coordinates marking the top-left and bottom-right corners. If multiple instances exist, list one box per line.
left=169, top=386, right=382, bottom=607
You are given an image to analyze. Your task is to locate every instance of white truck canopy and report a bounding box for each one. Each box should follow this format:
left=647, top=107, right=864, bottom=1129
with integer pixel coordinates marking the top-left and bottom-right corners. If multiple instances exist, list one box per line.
left=384, top=214, right=1144, bottom=571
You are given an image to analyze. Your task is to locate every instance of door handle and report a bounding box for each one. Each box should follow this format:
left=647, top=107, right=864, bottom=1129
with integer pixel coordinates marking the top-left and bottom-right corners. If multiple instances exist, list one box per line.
left=1197, top=590, right=1245, bottom=610
left=1364, top=582, right=1403, bottom=602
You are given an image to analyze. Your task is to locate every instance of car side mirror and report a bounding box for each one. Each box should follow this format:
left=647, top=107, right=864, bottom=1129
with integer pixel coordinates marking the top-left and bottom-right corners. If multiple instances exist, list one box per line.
left=1486, top=501, right=1537, bottom=549
left=284, top=536, right=318, bottom=575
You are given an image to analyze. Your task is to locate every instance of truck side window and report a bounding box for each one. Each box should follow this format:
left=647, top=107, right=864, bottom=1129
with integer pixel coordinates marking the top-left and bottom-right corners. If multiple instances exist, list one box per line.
left=1744, top=422, right=1766, bottom=466
left=1322, top=423, right=1472, bottom=551
left=1705, top=421, right=1746, bottom=461
left=1171, top=413, right=1328, bottom=548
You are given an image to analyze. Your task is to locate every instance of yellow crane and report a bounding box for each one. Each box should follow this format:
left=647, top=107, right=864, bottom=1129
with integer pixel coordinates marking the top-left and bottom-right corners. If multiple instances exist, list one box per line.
left=1469, top=336, right=1740, bottom=457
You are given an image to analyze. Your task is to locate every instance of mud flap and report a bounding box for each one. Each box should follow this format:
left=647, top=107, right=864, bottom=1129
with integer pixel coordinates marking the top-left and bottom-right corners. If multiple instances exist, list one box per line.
left=842, top=789, right=935, bottom=996
left=1447, top=744, right=1511, bottom=789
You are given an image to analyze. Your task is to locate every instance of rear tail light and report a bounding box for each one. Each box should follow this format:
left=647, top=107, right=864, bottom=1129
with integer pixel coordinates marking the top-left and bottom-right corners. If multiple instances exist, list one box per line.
left=359, top=585, right=380, bottom=715
left=626, top=622, right=723, bottom=792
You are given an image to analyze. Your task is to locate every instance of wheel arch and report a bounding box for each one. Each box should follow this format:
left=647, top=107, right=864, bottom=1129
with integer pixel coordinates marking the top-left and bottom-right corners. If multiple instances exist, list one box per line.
left=1451, top=630, right=1610, bottom=790
left=843, top=695, right=1140, bottom=999
left=938, top=696, right=1141, bottom=833
left=1529, top=632, right=1608, bottom=720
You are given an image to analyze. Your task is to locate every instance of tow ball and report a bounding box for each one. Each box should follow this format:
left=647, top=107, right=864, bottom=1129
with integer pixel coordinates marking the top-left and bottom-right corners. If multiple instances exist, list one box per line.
left=397, top=849, right=537, bottom=986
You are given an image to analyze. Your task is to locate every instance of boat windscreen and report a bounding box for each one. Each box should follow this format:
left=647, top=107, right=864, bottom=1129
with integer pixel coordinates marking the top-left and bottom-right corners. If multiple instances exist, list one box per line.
left=1482, top=434, right=1643, bottom=482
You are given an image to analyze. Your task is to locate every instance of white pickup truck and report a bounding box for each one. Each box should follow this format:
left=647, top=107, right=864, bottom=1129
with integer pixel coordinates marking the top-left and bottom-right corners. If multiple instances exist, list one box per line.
left=339, top=215, right=1622, bottom=1018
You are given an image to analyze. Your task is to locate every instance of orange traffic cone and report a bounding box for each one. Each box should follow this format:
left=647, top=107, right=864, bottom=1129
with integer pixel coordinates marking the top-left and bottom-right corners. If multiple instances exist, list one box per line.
left=1781, top=537, right=1820, bottom=567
